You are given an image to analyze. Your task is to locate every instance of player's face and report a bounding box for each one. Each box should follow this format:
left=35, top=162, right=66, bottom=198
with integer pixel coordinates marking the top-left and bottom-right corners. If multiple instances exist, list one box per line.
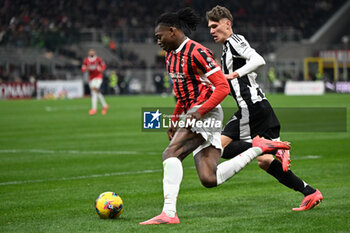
left=208, top=19, right=231, bottom=44
left=89, top=50, right=95, bottom=57
left=155, top=24, right=177, bottom=52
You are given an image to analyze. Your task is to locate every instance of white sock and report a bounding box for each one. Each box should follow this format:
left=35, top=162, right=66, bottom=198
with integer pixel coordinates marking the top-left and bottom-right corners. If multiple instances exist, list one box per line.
left=216, top=147, right=262, bottom=185
left=91, top=91, right=97, bottom=110
left=162, top=157, right=183, bottom=218
left=97, top=93, right=107, bottom=108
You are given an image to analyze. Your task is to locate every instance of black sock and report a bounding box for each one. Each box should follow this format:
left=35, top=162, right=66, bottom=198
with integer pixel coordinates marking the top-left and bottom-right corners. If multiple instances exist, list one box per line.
left=266, top=159, right=316, bottom=196
left=222, top=141, right=252, bottom=159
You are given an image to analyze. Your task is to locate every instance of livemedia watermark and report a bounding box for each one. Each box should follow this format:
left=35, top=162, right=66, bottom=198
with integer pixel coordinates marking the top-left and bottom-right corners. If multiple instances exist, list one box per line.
left=141, top=107, right=347, bottom=132
left=142, top=107, right=222, bottom=132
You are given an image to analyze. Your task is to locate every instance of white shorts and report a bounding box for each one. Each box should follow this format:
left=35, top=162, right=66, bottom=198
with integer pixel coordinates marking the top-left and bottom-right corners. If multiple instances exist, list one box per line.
left=179, top=104, right=223, bottom=156
left=89, top=78, right=102, bottom=89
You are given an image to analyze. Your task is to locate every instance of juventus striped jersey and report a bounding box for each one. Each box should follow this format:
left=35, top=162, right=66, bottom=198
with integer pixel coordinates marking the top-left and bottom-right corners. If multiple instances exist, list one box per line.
left=221, top=34, right=266, bottom=108
left=166, top=38, right=229, bottom=119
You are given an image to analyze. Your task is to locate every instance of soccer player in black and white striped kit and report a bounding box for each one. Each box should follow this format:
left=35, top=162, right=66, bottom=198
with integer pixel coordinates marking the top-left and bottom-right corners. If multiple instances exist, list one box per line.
left=206, top=5, right=323, bottom=211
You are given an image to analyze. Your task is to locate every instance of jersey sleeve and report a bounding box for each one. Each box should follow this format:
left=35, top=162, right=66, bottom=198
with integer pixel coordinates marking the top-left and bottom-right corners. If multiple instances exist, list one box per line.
left=98, top=58, right=106, bottom=72
left=229, top=35, right=265, bottom=77
left=192, top=47, right=221, bottom=77
left=171, top=99, right=183, bottom=122
left=196, top=69, right=230, bottom=116
left=81, top=58, right=87, bottom=72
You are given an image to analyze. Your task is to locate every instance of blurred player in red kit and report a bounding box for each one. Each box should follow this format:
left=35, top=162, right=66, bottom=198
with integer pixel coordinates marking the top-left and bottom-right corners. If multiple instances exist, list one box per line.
left=81, top=49, right=109, bottom=115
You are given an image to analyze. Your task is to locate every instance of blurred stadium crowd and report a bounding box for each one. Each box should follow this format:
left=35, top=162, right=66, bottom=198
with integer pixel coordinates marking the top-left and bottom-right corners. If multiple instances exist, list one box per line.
left=0, top=0, right=348, bottom=94
left=1, top=0, right=345, bottom=48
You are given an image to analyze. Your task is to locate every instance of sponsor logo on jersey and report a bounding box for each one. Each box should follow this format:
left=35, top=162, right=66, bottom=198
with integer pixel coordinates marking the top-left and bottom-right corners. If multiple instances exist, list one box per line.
left=240, top=42, right=247, bottom=47
left=169, top=72, right=186, bottom=83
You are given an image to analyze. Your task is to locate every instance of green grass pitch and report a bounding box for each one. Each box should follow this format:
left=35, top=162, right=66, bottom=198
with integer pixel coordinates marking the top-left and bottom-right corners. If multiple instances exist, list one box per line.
left=1, top=94, right=350, bottom=232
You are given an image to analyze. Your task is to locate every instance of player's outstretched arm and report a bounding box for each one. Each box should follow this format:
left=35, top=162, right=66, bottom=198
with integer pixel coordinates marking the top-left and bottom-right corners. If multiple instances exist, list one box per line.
left=235, top=49, right=265, bottom=78
left=231, top=38, right=266, bottom=78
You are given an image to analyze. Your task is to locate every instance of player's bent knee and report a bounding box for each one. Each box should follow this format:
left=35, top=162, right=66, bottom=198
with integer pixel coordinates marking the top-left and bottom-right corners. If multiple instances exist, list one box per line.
left=257, top=160, right=269, bottom=170
left=162, top=147, right=173, bottom=161
left=162, top=144, right=181, bottom=161
left=257, top=154, right=274, bottom=170
left=199, top=176, right=217, bottom=188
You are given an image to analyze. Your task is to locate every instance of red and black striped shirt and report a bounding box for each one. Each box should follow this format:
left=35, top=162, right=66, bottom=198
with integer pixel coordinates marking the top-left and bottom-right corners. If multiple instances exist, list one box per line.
left=165, top=38, right=229, bottom=120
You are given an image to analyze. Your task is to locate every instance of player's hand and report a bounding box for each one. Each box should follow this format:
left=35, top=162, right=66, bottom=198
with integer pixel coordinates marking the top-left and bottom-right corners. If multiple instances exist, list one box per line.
left=97, top=65, right=101, bottom=72
left=167, top=122, right=177, bottom=141
left=225, top=72, right=239, bottom=80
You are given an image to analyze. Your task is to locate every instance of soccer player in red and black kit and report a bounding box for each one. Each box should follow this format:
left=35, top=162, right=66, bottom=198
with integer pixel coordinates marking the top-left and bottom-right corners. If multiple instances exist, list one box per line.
left=140, top=8, right=290, bottom=225
left=206, top=5, right=323, bottom=211
left=81, top=49, right=109, bottom=115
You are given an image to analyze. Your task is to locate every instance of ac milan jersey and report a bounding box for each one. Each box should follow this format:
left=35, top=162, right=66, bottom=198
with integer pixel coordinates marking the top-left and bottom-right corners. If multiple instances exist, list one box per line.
left=165, top=38, right=222, bottom=113
left=81, top=56, right=106, bottom=81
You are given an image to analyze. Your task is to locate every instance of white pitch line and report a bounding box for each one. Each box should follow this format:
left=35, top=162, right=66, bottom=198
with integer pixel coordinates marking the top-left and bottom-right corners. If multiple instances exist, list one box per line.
left=0, top=155, right=321, bottom=186
left=0, top=168, right=165, bottom=186
left=0, top=149, right=142, bottom=155
left=0, top=150, right=322, bottom=159
left=293, top=155, right=321, bottom=160
left=45, top=106, right=88, bottom=112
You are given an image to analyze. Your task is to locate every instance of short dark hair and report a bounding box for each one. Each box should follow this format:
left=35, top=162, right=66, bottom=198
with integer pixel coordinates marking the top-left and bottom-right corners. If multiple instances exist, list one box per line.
left=156, top=7, right=201, bottom=35
left=206, top=5, right=233, bottom=24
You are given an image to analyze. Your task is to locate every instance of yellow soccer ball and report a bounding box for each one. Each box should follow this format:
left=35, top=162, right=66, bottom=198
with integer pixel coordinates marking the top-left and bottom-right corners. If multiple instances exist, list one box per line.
left=95, top=192, right=124, bottom=219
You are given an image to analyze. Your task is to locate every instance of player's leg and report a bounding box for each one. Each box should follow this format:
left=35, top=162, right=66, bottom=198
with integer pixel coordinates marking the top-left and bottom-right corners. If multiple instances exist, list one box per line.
left=259, top=154, right=315, bottom=196
left=89, top=80, right=98, bottom=115
left=93, top=78, right=108, bottom=114
left=194, top=144, right=261, bottom=188
left=222, top=107, right=321, bottom=209
left=222, top=111, right=290, bottom=172
left=221, top=135, right=233, bottom=148
left=217, top=110, right=291, bottom=185
left=222, top=139, right=252, bottom=159
left=229, top=103, right=313, bottom=196
left=220, top=111, right=290, bottom=176
left=259, top=153, right=322, bottom=210
left=224, top=136, right=321, bottom=209
left=258, top=125, right=322, bottom=209
left=194, top=146, right=220, bottom=187
left=254, top=127, right=322, bottom=209
left=161, top=128, right=204, bottom=217
left=196, top=107, right=262, bottom=187
left=97, top=91, right=108, bottom=114
left=194, top=137, right=290, bottom=188
left=140, top=128, right=204, bottom=225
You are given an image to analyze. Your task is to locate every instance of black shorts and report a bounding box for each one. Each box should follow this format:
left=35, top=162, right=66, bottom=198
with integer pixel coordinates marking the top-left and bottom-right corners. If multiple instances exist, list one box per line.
left=222, top=100, right=280, bottom=141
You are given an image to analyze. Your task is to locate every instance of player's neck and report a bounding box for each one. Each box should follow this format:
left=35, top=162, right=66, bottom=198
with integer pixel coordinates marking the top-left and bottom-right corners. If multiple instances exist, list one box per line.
left=225, top=30, right=234, bottom=42
left=176, top=35, right=187, bottom=48
left=174, top=36, right=188, bottom=53
left=88, top=56, right=97, bottom=61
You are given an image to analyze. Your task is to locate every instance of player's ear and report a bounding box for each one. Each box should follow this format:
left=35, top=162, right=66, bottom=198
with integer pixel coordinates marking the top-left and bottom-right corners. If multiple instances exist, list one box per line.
left=169, top=27, right=176, bottom=37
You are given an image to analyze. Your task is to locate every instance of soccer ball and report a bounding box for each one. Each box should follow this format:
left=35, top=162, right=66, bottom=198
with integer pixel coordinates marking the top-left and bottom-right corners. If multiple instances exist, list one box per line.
left=95, top=192, right=124, bottom=219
